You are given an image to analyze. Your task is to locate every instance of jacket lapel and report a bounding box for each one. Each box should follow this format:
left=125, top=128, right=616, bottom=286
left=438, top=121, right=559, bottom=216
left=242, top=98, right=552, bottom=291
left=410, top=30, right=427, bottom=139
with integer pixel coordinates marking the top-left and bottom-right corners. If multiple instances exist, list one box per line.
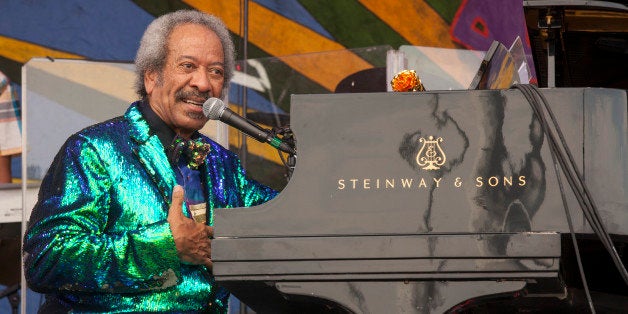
left=201, top=144, right=218, bottom=226
left=125, top=102, right=177, bottom=206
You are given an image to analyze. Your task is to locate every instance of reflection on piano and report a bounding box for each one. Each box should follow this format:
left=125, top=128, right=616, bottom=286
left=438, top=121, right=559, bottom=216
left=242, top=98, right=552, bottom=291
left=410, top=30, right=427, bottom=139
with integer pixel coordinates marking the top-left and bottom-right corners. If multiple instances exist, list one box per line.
left=212, top=88, right=627, bottom=313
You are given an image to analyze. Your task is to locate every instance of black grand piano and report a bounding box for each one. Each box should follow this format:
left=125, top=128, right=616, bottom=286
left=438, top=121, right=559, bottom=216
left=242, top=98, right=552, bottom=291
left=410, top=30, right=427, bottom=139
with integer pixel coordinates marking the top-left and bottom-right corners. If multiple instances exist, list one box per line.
left=211, top=1, right=627, bottom=312
left=212, top=87, right=627, bottom=313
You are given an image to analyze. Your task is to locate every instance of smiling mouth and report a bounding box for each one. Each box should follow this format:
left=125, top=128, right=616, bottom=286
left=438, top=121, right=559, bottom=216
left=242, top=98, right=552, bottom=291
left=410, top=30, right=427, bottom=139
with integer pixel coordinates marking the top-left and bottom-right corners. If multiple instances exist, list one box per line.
left=177, top=88, right=210, bottom=107
left=182, top=99, right=208, bottom=120
left=184, top=99, right=205, bottom=106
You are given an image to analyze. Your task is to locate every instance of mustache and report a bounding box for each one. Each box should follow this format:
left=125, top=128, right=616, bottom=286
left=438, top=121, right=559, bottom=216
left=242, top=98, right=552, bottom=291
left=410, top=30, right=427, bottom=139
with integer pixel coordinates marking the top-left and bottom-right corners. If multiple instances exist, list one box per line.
left=175, top=89, right=210, bottom=102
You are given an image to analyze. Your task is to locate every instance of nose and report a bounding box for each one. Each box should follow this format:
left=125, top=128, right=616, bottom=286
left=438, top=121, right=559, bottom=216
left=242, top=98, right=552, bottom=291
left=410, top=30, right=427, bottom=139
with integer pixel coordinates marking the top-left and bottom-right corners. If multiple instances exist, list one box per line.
left=190, top=69, right=212, bottom=93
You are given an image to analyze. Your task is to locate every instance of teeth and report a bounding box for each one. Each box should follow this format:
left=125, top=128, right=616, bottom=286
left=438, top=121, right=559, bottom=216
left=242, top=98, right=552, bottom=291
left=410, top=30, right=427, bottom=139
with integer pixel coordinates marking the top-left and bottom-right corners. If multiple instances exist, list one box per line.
left=185, top=100, right=202, bottom=105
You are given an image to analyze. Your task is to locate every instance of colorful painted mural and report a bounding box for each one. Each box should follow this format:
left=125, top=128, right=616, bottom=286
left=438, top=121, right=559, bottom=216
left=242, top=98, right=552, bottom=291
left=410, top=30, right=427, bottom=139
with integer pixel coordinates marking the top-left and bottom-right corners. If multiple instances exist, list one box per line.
left=0, top=0, right=535, bottom=187
left=0, top=0, right=534, bottom=186
left=0, top=0, right=533, bottom=91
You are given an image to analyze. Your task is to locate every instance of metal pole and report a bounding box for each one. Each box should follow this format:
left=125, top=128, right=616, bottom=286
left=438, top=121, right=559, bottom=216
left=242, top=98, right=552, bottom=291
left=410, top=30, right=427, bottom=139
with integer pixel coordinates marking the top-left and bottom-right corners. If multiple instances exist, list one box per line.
left=543, top=13, right=558, bottom=88
left=239, top=0, right=249, bottom=169
left=239, top=1, right=249, bottom=313
left=547, top=33, right=555, bottom=88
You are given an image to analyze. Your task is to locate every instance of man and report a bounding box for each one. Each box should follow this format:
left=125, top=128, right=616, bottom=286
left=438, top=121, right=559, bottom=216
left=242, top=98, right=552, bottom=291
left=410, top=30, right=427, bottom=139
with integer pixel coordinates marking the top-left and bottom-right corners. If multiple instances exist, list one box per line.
left=23, top=10, right=277, bottom=313
left=0, top=70, right=21, bottom=183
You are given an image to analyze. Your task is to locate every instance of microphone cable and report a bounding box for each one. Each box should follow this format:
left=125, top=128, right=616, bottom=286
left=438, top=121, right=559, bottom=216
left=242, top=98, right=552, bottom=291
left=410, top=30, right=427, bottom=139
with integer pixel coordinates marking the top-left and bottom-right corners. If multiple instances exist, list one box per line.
left=512, top=84, right=628, bottom=313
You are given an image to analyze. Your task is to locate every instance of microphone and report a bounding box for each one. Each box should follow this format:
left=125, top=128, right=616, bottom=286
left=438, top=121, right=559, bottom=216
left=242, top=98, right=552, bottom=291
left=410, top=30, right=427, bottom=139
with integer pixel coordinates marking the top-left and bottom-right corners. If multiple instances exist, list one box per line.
left=202, top=98, right=296, bottom=155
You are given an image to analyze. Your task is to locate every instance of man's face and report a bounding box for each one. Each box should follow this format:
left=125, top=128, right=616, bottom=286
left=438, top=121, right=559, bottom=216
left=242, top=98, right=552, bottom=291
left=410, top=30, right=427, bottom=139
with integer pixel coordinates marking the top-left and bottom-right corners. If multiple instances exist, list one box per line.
left=145, top=23, right=225, bottom=138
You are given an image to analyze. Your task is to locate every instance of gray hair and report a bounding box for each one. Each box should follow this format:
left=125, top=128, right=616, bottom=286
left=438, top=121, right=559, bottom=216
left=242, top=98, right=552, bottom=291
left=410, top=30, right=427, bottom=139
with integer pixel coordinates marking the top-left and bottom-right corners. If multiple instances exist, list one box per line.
left=134, top=10, right=235, bottom=99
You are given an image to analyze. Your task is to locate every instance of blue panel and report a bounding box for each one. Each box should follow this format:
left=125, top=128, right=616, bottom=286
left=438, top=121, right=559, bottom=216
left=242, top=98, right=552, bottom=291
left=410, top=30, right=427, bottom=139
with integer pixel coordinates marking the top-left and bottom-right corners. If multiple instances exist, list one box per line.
left=253, top=0, right=333, bottom=39
left=0, top=0, right=154, bottom=61
left=229, top=85, right=286, bottom=114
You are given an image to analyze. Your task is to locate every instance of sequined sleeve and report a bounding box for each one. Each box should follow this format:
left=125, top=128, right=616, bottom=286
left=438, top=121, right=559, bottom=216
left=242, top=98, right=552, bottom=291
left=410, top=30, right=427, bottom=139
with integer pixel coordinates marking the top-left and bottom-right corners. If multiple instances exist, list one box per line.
left=204, top=140, right=278, bottom=217
left=23, top=134, right=180, bottom=294
left=232, top=157, right=278, bottom=207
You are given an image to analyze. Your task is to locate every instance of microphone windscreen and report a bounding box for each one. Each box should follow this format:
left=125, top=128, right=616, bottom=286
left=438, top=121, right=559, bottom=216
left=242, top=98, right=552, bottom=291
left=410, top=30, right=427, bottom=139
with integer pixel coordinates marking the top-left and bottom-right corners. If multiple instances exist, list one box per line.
left=202, top=97, right=225, bottom=120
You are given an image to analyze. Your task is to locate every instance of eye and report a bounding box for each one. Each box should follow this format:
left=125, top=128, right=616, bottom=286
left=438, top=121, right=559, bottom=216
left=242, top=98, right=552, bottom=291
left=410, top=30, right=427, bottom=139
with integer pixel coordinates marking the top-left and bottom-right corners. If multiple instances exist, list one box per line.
left=208, top=67, right=224, bottom=79
left=179, top=62, right=196, bottom=71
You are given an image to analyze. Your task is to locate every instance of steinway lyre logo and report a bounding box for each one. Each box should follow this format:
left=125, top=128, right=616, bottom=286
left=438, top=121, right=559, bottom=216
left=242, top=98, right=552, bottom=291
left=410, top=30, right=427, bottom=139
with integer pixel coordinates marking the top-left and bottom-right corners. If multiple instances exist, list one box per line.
left=416, top=136, right=446, bottom=171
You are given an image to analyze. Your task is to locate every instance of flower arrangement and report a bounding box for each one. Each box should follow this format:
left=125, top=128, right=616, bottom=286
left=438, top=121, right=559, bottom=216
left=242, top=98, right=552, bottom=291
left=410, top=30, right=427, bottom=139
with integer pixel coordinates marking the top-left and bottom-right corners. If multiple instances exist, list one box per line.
left=390, top=69, right=426, bottom=92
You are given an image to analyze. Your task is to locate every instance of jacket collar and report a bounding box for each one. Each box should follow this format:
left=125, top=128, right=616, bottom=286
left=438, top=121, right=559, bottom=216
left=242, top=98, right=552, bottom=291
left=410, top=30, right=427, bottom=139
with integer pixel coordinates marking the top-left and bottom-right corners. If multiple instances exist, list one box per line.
left=125, top=101, right=177, bottom=206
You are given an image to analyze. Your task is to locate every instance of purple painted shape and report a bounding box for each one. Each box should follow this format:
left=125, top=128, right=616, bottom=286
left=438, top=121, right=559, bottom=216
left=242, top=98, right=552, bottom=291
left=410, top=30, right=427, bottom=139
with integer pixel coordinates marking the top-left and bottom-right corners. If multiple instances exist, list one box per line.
left=451, top=0, right=536, bottom=81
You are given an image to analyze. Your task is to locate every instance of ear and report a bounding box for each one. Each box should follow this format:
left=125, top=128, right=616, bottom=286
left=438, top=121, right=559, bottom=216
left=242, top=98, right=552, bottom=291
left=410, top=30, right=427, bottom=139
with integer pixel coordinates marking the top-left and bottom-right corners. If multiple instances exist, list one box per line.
left=144, top=70, right=157, bottom=95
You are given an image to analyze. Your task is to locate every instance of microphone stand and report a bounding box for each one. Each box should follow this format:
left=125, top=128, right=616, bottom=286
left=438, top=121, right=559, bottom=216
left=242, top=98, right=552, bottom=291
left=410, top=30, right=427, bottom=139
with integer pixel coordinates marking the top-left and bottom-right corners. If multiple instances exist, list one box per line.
left=271, top=126, right=296, bottom=181
left=0, top=284, right=20, bottom=314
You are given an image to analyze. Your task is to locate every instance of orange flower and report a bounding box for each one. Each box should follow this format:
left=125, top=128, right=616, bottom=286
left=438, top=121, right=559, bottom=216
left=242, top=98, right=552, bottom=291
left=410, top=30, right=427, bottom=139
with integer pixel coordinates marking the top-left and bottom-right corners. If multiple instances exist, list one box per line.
left=391, top=70, right=426, bottom=92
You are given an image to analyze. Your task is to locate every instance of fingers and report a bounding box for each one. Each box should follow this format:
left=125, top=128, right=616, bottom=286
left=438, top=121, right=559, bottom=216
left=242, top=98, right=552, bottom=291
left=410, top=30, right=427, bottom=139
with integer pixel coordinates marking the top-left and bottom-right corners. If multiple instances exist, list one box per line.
left=183, top=238, right=213, bottom=268
left=200, top=244, right=213, bottom=269
left=168, top=185, right=185, bottom=220
left=167, top=185, right=216, bottom=267
left=199, top=229, right=213, bottom=267
left=204, top=259, right=213, bottom=270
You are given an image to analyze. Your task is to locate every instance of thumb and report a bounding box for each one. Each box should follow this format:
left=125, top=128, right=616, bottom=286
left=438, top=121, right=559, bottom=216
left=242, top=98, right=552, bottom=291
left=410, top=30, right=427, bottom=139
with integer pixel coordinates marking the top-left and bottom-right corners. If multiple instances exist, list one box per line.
left=168, top=185, right=185, bottom=219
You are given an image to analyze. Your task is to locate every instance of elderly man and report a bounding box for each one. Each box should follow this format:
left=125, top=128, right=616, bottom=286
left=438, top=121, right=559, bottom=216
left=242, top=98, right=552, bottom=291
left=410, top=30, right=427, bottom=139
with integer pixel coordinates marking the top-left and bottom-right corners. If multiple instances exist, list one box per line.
left=23, top=10, right=276, bottom=313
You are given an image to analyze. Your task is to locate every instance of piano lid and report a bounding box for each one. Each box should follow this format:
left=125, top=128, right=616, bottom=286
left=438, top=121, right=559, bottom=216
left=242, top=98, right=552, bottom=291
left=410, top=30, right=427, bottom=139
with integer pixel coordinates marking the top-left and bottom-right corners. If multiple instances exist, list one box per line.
left=214, top=88, right=627, bottom=238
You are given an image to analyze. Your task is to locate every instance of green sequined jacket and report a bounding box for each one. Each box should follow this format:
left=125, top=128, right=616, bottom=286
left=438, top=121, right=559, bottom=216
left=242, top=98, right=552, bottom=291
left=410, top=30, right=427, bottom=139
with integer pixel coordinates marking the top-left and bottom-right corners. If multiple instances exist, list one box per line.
left=23, top=102, right=277, bottom=313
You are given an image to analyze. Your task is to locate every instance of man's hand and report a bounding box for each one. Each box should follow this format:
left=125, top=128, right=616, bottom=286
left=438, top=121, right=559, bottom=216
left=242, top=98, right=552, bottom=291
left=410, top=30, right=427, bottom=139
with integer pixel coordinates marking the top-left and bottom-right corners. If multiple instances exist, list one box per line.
left=168, top=185, right=214, bottom=268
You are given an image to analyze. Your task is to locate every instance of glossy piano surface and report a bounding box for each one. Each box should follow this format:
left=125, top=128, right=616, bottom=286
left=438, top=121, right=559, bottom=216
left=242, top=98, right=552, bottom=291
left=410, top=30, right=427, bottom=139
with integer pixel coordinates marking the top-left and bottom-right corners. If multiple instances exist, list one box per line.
left=212, top=88, right=627, bottom=313
left=215, top=88, right=626, bottom=236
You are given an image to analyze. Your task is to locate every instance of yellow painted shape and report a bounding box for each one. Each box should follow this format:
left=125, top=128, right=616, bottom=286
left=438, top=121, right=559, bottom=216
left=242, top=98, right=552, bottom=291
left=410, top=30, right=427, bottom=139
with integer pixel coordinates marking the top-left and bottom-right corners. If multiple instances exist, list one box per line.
left=226, top=105, right=284, bottom=165
left=0, top=35, right=83, bottom=63
left=228, top=128, right=285, bottom=165
left=184, top=0, right=374, bottom=91
left=358, top=0, right=457, bottom=48
left=27, top=59, right=137, bottom=103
